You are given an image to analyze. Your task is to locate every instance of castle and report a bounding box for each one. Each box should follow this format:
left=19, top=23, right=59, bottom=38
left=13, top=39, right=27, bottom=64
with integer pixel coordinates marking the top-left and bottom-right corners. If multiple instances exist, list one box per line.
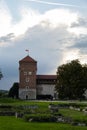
left=19, top=55, right=57, bottom=100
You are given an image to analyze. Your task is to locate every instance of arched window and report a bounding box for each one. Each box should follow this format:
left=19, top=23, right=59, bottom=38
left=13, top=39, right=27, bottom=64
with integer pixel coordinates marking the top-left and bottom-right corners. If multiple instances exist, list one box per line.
left=25, top=77, right=29, bottom=82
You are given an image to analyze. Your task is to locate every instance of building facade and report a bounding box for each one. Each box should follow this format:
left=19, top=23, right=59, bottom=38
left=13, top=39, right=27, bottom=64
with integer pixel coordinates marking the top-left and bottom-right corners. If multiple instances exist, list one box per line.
left=36, top=75, right=57, bottom=99
left=19, top=55, right=57, bottom=100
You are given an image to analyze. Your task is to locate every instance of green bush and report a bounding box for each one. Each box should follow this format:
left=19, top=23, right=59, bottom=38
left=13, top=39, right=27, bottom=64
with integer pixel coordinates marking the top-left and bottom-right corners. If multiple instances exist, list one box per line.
left=23, top=114, right=57, bottom=122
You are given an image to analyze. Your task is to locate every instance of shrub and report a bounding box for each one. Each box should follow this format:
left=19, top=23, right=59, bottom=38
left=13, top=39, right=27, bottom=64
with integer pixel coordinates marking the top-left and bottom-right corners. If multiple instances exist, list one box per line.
left=0, top=105, right=12, bottom=109
left=23, top=114, right=57, bottom=122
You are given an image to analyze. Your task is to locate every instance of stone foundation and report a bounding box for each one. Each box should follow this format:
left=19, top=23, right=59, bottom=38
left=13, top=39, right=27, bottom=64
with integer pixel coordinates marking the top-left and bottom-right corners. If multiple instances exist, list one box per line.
left=19, top=88, right=36, bottom=100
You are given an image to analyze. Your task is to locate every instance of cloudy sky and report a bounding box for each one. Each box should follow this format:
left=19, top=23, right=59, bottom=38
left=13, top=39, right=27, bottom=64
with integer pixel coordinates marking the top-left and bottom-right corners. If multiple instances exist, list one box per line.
left=0, top=0, right=87, bottom=90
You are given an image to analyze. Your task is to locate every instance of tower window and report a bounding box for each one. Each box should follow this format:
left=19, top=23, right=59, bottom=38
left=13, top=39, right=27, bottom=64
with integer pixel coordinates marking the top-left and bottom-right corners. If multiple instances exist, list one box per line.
left=28, top=71, right=32, bottom=75
left=26, top=77, right=29, bottom=82
left=26, top=86, right=29, bottom=89
left=24, top=71, right=27, bottom=75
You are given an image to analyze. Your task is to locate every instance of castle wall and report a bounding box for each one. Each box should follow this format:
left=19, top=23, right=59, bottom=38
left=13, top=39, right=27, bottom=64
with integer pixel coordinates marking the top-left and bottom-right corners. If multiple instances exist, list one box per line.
left=19, top=88, right=36, bottom=99
left=19, top=56, right=37, bottom=100
left=19, top=55, right=57, bottom=100
left=19, top=62, right=37, bottom=89
left=36, top=84, right=55, bottom=97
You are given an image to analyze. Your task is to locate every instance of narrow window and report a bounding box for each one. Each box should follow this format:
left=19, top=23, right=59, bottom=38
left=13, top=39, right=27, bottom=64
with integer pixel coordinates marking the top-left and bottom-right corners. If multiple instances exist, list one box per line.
left=24, top=71, right=27, bottom=75
left=26, top=77, right=29, bottom=82
left=28, top=71, right=32, bottom=75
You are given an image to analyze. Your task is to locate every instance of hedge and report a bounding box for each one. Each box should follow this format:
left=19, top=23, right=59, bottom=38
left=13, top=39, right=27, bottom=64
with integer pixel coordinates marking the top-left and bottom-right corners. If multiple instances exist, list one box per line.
left=23, top=114, right=57, bottom=122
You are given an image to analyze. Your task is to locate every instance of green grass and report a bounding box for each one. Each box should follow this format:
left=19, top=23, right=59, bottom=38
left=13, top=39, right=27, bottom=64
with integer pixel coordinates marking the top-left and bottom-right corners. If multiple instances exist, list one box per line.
left=59, top=108, right=87, bottom=122
left=0, top=98, right=87, bottom=106
left=0, top=116, right=87, bottom=130
left=0, top=98, right=87, bottom=129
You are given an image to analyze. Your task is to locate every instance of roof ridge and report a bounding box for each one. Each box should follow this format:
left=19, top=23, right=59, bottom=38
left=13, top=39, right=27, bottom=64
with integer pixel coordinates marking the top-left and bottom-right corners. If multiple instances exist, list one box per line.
left=37, top=75, right=57, bottom=79
left=19, top=55, right=37, bottom=63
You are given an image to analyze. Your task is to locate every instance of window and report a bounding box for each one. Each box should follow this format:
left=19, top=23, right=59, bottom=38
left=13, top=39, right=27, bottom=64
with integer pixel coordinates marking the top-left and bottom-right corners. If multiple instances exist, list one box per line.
left=28, top=71, right=32, bottom=75
left=24, top=71, right=27, bottom=75
left=26, top=86, right=29, bottom=89
left=26, top=77, right=29, bottom=82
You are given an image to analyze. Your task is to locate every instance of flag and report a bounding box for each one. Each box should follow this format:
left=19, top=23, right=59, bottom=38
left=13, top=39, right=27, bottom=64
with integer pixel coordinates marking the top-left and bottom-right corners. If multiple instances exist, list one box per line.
left=25, top=49, right=29, bottom=55
left=25, top=49, right=29, bottom=52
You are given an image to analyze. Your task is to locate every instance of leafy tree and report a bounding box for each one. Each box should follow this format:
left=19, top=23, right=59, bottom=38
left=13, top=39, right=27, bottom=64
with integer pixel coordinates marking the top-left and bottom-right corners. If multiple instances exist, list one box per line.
left=8, top=82, right=19, bottom=98
left=0, top=70, right=3, bottom=80
left=55, top=60, right=87, bottom=100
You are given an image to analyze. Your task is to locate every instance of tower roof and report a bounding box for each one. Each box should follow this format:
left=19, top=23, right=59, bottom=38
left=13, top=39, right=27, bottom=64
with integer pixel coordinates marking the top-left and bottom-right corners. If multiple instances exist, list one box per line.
left=19, top=55, right=37, bottom=63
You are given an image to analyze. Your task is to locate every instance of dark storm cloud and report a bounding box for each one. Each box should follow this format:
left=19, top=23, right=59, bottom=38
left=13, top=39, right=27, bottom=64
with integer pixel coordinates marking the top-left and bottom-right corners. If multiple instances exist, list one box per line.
left=67, top=35, right=87, bottom=58
left=0, top=23, right=73, bottom=90
left=0, top=33, right=15, bottom=43
left=0, top=12, right=87, bottom=90
left=71, top=17, right=87, bottom=28
left=68, top=16, right=87, bottom=55
left=69, top=35, right=87, bottom=49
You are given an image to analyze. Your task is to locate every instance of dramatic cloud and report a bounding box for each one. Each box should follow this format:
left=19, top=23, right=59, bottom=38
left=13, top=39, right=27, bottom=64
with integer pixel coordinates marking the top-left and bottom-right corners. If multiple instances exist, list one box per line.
left=0, top=7, right=79, bottom=42
left=71, top=17, right=87, bottom=27
left=0, top=0, right=12, bottom=36
left=41, top=9, right=78, bottom=28
left=0, top=33, right=15, bottom=47
left=0, top=0, right=87, bottom=90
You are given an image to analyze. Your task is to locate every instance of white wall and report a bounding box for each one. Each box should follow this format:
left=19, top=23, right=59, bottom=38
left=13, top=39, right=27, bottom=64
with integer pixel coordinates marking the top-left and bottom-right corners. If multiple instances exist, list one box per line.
left=19, top=88, right=36, bottom=99
left=84, top=90, right=87, bottom=99
left=37, top=84, right=55, bottom=97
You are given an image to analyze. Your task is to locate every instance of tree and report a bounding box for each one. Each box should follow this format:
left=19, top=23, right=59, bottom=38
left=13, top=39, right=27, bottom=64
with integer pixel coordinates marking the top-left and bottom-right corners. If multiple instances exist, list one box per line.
left=8, top=82, right=19, bottom=98
left=0, top=70, right=3, bottom=80
left=55, top=60, right=87, bottom=100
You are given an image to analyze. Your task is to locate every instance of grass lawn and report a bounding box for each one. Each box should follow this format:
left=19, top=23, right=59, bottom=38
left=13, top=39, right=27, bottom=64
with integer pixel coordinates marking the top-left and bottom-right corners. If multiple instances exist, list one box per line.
left=0, top=116, right=87, bottom=130
left=0, top=98, right=87, bottom=129
left=59, top=108, right=87, bottom=122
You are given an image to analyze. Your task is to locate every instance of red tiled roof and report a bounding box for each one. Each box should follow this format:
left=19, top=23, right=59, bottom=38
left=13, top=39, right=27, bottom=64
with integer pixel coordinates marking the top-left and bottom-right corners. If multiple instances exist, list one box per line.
left=19, top=55, right=37, bottom=63
left=37, top=75, right=57, bottom=80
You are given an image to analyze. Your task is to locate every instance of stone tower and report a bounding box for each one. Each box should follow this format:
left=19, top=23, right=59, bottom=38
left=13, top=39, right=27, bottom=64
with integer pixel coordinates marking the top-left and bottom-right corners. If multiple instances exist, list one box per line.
left=19, top=55, right=37, bottom=99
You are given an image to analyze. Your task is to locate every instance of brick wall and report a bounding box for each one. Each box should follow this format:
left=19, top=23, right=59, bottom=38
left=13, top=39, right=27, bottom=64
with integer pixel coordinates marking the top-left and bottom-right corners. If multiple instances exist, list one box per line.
left=19, top=62, right=37, bottom=89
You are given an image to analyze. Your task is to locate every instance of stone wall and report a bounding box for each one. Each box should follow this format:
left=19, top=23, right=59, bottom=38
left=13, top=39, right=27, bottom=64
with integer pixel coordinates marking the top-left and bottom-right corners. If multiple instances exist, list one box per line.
left=36, top=84, right=55, bottom=97
left=19, top=88, right=36, bottom=99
